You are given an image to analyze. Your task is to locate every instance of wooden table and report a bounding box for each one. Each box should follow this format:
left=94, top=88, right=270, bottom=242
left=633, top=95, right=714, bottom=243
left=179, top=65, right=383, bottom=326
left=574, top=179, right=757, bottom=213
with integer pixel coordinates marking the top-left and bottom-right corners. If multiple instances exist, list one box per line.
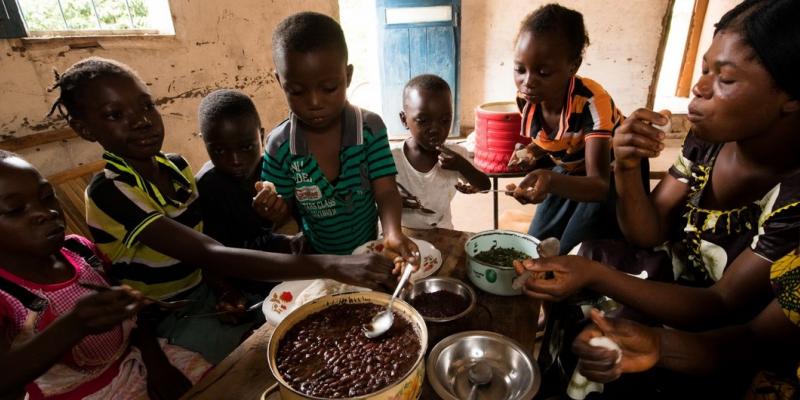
left=181, top=228, right=540, bottom=400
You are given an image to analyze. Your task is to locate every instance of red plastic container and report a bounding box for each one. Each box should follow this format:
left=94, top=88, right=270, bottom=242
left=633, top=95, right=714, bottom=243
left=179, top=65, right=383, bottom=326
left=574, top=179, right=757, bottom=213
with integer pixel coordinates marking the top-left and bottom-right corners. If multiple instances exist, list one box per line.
left=474, top=102, right=530, bottom=173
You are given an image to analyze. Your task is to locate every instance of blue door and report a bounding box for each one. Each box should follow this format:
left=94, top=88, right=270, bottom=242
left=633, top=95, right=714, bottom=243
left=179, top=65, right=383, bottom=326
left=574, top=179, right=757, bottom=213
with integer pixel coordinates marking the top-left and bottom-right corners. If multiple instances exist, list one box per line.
left=376, top=0, right=460, bottom=136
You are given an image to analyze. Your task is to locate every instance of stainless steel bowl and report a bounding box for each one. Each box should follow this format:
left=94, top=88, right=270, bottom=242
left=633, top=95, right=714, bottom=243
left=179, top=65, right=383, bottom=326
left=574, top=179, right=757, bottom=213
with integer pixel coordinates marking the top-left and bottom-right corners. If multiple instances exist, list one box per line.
left=404, top=277, right=477, bottom=323
left=427, top=331, right=540, bottom=400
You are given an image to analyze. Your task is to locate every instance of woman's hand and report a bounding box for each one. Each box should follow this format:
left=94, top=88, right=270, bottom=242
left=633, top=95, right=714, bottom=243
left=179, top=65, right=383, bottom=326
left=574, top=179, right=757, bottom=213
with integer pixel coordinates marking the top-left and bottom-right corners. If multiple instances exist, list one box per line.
left=505, top=169, right=553, bottom=205
left=613, top=109, right=669, bottom=172
left=572, top=309, right=661, bottom=383
left=67, top=286, right=142, bottom=336
left=320, top=253, right=396, bottom=291
left=252, top=181, right=289, bottom=223
left=512, top=255, right=599, bottom=301
left=383, top=232, right=420, bottom=275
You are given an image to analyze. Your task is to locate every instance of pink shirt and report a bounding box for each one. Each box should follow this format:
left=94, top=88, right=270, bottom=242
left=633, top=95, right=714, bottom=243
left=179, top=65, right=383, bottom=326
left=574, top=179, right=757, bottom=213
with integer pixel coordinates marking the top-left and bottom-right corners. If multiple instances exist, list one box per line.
left=0, top=235, right=130, bottom=398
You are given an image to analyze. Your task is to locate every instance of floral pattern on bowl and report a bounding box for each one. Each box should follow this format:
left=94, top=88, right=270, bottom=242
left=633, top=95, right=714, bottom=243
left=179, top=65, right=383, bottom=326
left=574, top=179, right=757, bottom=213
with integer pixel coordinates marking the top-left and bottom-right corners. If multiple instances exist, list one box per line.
left=262, top=280, right=315, bottom=326
left=353, top=238, right=442, bottom=281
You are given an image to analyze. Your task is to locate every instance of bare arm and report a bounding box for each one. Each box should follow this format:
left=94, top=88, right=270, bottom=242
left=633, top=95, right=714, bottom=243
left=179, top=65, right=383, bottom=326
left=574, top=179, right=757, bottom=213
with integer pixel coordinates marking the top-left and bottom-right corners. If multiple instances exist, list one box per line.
left=573, top=300, right=800, bottom=382
left=372, top=175, right=404, bottom=239
left=137, top=218, right=395, bottom=290
left=618, top=173, right=689, bottom=247
left=437, top=146, right=490, bottom=191
left=508, top=137, right=611, bottom=204
left=521, top=250, right=774, bottom=330
left=613, top=108, right=688, bottom=246
left=0, top=290, right=139, bottom=393
left=548, top=138, right=611, bottom=202
left=658, top=300, right=799, bottom=374
left=0, top=317, right=83, bottom=394
left=372, top=175, right=419, bottom=270
left=592, top=250, right=773, bottom=329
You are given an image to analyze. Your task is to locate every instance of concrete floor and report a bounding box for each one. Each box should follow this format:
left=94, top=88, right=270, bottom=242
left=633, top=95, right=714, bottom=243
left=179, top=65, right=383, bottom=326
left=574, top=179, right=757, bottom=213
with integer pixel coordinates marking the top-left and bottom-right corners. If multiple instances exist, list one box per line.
left=449, top=138, right=683, bottom=234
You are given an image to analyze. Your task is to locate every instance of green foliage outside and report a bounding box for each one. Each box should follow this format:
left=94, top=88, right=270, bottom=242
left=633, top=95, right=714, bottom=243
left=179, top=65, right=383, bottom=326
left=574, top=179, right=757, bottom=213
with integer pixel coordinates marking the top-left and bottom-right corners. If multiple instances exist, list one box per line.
left=19, top=0, right=150, bottom=31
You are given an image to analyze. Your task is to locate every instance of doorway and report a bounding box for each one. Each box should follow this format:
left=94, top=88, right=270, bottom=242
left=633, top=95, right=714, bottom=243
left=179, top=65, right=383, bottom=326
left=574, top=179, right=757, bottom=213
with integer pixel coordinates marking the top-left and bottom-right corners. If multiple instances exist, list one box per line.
left=376, top=0, right=461, bottom=137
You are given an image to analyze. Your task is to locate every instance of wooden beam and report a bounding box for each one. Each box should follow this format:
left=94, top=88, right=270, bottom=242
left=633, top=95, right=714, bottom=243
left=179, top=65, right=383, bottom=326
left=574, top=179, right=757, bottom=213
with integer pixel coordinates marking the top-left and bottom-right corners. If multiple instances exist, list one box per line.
left=0, top=127, right=79, bottom=152
left=647, top=0, right=676, bottom=109
left=676, top=0, right=709, bottom=97
left=47, top=160, right=105, bottom=184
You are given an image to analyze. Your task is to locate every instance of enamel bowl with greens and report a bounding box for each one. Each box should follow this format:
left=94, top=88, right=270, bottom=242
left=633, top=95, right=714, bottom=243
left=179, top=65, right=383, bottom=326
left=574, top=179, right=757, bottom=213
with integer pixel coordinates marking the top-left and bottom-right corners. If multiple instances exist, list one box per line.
left=465, top=230, right=539, bottom=296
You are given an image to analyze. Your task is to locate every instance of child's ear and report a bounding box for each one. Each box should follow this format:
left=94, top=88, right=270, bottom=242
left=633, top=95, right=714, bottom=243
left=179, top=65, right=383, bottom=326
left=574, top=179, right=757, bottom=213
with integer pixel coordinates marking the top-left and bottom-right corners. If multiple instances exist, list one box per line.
left=399, top=111, right=408, bottom=129
left=346, top=64, right=354, bottom=87
left=259, top=127, right=266, bottom=143
left=69, top=119, right=97, bottom=142
left=569, top=56, right=583, bottom=76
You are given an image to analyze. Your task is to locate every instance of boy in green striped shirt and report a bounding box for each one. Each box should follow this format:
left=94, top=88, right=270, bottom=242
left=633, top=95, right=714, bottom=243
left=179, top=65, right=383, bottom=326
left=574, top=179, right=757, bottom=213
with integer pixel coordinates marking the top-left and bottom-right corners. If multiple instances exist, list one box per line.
left=258, top=12, right=418, bottom=267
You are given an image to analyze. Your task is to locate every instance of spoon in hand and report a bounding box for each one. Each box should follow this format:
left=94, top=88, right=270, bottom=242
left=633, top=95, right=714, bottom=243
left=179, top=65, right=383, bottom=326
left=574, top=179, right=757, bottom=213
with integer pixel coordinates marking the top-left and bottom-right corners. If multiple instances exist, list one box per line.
left=512, top=237, right=560, bottom=290
left=362, top=262, right=414, bottom=339
left=79, top=282, right=194, bottom=310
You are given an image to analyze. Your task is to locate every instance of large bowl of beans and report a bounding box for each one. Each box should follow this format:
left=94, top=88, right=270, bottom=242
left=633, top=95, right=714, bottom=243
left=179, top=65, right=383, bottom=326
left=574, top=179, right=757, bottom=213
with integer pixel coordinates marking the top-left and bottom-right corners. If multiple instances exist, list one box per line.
left=266, top=291, right=428, bottom=400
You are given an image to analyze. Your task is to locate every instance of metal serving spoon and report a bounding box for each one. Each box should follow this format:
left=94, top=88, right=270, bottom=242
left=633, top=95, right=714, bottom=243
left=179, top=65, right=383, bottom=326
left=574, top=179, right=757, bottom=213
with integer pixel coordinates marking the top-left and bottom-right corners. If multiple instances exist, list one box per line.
left=467, top=362, right=493, bottom=400
left=362, top=263, right=414, bottom=339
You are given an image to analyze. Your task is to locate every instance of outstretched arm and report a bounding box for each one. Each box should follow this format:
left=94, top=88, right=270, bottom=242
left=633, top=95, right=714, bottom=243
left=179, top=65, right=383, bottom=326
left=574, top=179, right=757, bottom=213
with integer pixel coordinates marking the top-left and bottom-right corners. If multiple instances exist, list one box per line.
left=372, top=175, right=420, bottom=273
left=614, top=109, right=688, bottom=246
left=137, top=218, right=395, bottom=291
left=517, top=249, right=773, bottom=330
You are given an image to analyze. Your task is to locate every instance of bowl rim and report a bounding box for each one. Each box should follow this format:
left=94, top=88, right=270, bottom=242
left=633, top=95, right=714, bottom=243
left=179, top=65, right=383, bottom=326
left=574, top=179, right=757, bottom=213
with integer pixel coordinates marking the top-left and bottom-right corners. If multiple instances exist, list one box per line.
left=426, top=330, right=541, bottom=400
left=404, top=277, right=477, bottom=323
left=267, top=291, right=427, bottom=400
left=465, top=230, right=540, bottom=271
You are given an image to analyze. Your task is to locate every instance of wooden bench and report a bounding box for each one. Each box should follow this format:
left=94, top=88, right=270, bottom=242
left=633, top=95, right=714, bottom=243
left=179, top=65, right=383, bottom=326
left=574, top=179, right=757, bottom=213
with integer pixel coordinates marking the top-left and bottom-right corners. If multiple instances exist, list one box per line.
left=47, top=161, right=105, bottom=238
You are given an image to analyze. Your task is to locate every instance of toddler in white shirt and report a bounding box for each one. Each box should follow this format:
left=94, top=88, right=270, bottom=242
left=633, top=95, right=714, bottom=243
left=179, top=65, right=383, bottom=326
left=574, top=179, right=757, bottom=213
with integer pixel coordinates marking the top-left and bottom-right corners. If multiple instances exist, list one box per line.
left=392, top=74, right=490, bottom=229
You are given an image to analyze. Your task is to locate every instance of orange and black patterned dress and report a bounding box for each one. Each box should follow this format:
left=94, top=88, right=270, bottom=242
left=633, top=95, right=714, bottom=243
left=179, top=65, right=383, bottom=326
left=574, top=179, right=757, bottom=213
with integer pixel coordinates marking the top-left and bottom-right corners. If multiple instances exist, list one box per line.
left=744, top=251, right=800, bottom=400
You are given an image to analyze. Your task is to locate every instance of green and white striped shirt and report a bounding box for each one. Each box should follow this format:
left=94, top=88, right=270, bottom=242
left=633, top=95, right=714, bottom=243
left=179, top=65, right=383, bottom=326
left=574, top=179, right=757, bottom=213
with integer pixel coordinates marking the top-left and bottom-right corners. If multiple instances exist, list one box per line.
left=262, top=104, right=397, bottom=255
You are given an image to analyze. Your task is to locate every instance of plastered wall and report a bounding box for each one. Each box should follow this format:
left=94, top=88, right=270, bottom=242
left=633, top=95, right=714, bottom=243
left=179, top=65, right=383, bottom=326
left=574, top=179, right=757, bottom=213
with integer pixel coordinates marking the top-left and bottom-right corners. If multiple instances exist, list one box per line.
left=460, top=0, right=672, bottom=129
left=0, top=0, right=338, bottom=176
left=2, top=0, right=673, bottom=176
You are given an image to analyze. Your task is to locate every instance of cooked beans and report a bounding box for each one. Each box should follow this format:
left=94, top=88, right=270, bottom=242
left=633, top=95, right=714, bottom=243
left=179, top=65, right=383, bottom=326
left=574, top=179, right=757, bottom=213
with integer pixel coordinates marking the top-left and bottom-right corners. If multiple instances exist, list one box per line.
left=409, top=290, right=470, bottom=319
left=276, top=303, right=420, bottom=398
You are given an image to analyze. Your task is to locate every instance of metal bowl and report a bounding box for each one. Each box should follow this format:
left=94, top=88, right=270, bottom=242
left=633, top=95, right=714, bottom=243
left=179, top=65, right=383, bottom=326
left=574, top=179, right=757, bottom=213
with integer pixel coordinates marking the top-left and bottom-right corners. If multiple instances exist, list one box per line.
left=427, top=331, right=540, bottom=400
left=403, top=277, right=477, bottom=323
